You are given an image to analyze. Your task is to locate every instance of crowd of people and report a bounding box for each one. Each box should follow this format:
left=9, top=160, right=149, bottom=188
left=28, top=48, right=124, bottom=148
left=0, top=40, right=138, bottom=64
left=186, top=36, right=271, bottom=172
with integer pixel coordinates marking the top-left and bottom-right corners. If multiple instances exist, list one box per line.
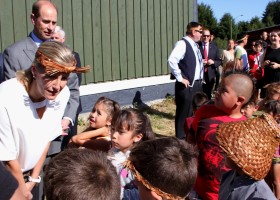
left=1, top=1, right=280, bottom=200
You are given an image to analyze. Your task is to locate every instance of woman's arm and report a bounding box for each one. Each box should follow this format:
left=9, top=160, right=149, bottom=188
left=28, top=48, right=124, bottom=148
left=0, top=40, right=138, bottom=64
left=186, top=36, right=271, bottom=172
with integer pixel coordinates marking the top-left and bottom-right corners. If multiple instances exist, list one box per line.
left=71, top=126, right=109, bottom=146
left=5, top=160, right=32, bottom=199
left=25, top=142, right=50, bottom=191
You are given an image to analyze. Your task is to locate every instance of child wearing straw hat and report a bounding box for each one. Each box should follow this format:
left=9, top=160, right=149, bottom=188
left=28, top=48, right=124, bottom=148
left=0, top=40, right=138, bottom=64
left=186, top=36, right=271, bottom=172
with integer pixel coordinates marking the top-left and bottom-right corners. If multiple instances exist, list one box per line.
left=188, top=70, right=255, bottom=200
left=217, top=113, right=279, bottom=200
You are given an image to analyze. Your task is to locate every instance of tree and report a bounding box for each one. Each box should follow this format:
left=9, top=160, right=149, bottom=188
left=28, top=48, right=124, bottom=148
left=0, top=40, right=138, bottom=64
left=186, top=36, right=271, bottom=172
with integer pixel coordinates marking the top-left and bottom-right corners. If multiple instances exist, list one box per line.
left=198, top=3, right=217, bottom=31
left=249, top=17, right=265, bottom=30
left=218, top=13, right=232, bottom=40
left=262, top=0, right=280, bottom=26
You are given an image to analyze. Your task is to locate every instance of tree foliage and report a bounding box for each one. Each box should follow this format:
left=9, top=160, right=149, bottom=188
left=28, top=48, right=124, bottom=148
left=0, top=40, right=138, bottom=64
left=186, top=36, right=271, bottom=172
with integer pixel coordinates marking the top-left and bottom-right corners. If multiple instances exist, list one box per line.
left=197, top=1, right=278, bottom=48
left=198, top=3, right=217, bottom=31
left=262, top=0, right=280, bottom=26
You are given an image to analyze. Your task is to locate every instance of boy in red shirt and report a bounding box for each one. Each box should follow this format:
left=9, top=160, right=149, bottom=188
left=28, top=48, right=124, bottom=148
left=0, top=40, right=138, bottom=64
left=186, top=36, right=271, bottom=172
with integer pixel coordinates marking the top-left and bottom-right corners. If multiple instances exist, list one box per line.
left=188, top=70, right=255, bottom=200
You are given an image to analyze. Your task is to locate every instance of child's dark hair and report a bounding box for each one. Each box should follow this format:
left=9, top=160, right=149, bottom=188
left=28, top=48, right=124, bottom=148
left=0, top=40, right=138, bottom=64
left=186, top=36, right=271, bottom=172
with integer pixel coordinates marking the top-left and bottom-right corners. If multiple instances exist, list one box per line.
left=44, top=149, right=121, bottom=200
left=262, top=100, right=280, bottom=117
left=129, top=137, right=198, bottom=199
left=111, top=108, right=155, bottom=141
left=192, top=92, right=208, bottom=112
left=93, top=96, right=121, bottom=120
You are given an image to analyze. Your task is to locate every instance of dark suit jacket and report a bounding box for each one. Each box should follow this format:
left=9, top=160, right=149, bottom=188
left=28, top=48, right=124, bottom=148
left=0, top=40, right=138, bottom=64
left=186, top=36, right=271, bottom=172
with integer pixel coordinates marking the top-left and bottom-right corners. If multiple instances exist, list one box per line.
left=198, top=42, right=221, bottom=81
left=0, top=53, right=3, bottom=83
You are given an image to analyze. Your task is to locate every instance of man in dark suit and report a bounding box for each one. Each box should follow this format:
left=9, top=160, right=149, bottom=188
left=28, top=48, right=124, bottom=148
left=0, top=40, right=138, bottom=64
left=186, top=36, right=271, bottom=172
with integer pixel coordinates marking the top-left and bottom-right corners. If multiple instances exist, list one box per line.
left=199, top=29, right=221, bottom=99
left=168, top=22, right=204, bottom=139
left=52, top=25, right=82, bottom=150
left=0, top=53, right=3, bottom=83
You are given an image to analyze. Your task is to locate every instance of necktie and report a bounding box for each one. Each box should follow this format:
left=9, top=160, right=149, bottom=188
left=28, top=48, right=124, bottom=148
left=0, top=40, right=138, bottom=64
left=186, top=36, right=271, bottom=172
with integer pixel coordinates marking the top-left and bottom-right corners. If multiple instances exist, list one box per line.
left=196, top=44, right=203, bottom=79
left=204, top=43, right=208, bottom=72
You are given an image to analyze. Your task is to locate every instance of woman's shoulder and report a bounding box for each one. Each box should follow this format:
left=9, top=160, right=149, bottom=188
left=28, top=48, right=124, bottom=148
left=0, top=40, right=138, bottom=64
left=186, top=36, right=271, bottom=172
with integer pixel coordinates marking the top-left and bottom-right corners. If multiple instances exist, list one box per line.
left=0, top=78, right=25, bottom=99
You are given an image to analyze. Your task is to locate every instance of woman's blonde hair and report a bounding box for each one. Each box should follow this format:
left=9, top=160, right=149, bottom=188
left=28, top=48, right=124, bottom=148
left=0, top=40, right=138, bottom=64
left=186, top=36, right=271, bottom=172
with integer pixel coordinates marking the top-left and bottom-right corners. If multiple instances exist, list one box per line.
left=17, top=41, right=76, bottom=91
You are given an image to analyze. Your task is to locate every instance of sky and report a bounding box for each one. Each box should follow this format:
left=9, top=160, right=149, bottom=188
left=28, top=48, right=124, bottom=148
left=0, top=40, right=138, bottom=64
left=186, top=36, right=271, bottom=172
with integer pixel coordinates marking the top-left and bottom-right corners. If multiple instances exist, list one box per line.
left=197, top=0, right=270, bottom=23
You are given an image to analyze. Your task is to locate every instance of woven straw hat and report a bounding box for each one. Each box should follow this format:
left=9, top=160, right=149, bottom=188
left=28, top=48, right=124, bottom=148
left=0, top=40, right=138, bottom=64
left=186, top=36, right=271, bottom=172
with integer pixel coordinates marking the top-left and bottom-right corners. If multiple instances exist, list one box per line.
left=216, top=113, right=280, bottom=180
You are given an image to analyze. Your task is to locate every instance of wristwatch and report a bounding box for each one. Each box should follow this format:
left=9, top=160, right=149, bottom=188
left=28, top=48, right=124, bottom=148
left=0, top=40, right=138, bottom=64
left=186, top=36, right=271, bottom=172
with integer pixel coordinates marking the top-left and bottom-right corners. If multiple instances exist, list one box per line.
left=28, top=176, right=41, bottom=183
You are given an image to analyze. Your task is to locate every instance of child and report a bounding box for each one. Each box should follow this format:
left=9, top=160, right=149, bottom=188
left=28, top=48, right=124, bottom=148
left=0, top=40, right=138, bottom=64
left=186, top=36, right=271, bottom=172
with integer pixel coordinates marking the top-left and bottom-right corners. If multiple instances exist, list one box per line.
left=217, top=113, right=279, bottom=200
left=240, top=89, right=259, bottom=118
left=184, top=92, right=208, bottom=141
left=261, top=100, right=280, bottom=199
left=248, top=40, right=264, bottom=86
left=188, top=70, right=255, bottom=200
left=44, top=149, right=121, bottom=200
left=108, top=108, right=155, bottom=200
left=126, top=137, right=198, bottom=200
left=70, top=96, right=120, bottom=151
left=258, top=82, right=280, bottom=110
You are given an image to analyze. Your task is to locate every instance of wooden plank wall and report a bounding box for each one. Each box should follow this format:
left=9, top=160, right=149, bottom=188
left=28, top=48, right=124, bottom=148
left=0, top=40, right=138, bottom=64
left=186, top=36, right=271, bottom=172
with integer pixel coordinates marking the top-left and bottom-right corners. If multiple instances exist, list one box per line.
left=0, top=0, right=195, bottom=84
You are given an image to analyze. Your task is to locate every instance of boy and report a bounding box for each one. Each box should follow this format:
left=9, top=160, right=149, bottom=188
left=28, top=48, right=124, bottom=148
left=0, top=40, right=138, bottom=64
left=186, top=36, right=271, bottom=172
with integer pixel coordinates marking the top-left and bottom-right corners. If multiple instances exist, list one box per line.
left=44, top=149, right=120, bottom=200
left=217, top=113, right=279, bottom=199
left=188, top=70, right=255, bottom=199
left=184, top=92, right=209, bottom=140
left=127, top=137, right=197, bottom=200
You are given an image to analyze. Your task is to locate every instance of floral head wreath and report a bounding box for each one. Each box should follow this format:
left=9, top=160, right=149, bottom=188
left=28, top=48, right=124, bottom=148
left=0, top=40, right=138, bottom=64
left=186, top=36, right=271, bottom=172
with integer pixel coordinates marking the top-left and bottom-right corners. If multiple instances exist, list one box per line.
left=124, top=160, right=187, bottom=200
left=36, top=50, right=90, bottom=76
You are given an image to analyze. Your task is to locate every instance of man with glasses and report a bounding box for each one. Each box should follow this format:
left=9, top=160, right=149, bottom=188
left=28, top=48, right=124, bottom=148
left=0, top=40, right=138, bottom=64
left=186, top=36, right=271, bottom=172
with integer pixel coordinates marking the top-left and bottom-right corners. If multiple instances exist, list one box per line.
left=168, top=21, right=204, bottom=139
left=199, top=29, right=221, bottom=99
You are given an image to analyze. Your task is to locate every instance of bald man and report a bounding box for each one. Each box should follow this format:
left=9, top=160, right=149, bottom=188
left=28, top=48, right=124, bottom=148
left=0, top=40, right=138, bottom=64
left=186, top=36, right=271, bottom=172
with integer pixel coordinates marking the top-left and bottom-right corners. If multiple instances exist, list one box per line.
left=3, top=1, right=57, bottom=80
left=188, top=71, right=254, bottom=199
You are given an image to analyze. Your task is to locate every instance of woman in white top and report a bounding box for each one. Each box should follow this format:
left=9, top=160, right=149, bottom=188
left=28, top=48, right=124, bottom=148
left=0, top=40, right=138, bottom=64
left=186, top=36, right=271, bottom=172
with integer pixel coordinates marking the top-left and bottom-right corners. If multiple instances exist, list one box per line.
left=0, top=41, right=89, bottom=199
left=222, top=39, right=235, bottom=68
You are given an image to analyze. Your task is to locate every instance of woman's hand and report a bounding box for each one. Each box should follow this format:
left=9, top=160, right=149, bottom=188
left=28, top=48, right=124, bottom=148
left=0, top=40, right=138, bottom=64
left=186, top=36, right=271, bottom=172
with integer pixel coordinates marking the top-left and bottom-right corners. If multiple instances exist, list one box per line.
left=269, top=62, right=280, bottom=69
left=25, top=181, right=36, bottom=191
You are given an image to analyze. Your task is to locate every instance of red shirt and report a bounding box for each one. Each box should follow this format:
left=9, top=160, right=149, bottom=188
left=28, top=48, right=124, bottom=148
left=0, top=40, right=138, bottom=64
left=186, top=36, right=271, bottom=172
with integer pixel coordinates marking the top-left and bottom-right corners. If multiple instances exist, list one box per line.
left=248, top=52, right=264, bottom=80
left=192, top=105, right=246, bottom=200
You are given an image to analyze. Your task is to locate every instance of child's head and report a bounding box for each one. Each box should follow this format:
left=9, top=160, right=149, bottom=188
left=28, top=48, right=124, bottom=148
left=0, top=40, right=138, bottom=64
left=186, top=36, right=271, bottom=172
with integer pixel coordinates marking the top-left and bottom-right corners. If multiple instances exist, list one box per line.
left=241, top=89, right=259, bottom=118
left=89, top=97, right=120, bottom=129
left=262, top=100, right=280, bottom=123
left=111, top=108, right=155, bottom=153
left=252, top=40, right=263, bottom=53
left=215, top=70, right=254, bottom=115
left=217, top=113, right=280, bottom=180
left=192, top=92, right=208, bottom=113
left=127, top=137, right=198, bottom=200
left=44, top=149, right=121, bottom=200
left=264, top=82, right=280, bottom=101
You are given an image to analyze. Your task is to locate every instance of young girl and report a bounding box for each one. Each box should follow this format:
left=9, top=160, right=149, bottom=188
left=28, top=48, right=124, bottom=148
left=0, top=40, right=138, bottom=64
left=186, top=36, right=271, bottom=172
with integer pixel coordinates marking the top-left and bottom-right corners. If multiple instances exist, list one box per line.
left=258, top=82, right=280, bottom=110
left=108, top=108, right=155, bottom=200
left=70, top=96, right=120, bottom=151
left=262, top=100, right=280, bottom=199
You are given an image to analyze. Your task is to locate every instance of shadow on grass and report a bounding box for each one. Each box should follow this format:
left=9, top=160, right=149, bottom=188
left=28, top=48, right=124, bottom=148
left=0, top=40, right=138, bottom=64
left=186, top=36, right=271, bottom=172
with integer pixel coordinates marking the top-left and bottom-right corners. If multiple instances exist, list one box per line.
left=132, top=91, right=175, bottom=120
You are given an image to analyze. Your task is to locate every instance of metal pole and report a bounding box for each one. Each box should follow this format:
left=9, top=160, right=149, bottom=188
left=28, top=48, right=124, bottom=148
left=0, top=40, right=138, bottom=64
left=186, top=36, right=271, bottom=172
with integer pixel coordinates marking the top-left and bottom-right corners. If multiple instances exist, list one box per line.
left=230, top=19, right=232, bottom=39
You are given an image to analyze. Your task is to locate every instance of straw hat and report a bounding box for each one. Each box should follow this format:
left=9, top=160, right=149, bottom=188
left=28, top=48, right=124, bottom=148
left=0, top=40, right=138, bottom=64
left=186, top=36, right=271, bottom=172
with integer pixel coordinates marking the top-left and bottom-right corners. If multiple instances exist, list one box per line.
left=216, top=113, right=280, bottom=180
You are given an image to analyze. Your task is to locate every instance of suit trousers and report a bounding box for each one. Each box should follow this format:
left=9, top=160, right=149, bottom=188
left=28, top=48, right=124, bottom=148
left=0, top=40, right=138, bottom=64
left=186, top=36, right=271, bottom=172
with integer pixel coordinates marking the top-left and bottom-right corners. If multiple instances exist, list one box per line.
left=203, top=72, right=216, bottom=100
left=175, top=80, right=203, bottom=139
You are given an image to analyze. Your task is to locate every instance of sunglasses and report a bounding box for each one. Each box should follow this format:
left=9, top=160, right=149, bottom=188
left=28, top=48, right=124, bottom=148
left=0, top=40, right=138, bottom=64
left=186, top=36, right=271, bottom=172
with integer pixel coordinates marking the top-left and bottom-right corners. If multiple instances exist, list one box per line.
left=203, top=35, right=210, bottom=37
left=194, top=30, right=203, bottom=34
